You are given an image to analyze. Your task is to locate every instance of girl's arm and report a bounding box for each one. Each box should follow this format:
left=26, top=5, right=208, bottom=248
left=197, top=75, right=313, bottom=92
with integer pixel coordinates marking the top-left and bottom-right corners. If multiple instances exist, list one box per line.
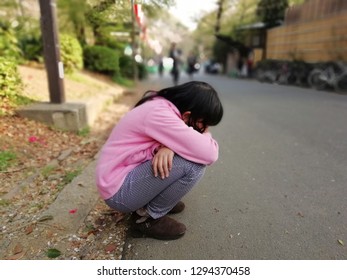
left=145, top=106, right=219, bottom=165
left=152, top=146, right=174, bottom=179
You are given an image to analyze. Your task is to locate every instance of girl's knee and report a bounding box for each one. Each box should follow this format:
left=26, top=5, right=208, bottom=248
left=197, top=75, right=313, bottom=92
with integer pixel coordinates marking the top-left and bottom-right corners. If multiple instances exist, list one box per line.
left=174, top=155, right=206, bottom=177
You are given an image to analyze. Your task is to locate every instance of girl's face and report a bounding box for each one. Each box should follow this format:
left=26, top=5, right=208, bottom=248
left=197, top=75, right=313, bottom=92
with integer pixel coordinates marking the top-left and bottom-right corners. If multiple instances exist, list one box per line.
left=182, top=112, right=207, bottom=133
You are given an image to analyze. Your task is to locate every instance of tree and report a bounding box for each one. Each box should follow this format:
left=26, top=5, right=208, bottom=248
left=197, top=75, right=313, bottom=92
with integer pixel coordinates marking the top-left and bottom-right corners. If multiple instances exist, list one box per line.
left=256, top=0, right=289, bottom=28
left=58, top=0, right=89, bottom=45
left=142, top=0, right=174, bottom=18
left=57, top=0, right=174, bottom=47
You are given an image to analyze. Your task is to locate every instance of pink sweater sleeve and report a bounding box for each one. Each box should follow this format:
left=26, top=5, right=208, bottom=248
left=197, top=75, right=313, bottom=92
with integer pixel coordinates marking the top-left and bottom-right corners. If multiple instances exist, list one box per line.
left=144, top=103, right=219, bottom=165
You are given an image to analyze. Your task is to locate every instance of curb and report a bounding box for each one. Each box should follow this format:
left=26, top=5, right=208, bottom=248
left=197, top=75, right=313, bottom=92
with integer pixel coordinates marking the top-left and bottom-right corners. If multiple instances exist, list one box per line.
left=39, top=158, right=99, bottom=234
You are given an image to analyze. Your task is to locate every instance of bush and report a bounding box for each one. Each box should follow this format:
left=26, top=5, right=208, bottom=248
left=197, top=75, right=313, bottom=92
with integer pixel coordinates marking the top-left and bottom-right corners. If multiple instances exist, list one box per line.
left=118, top=55, right=148, bottom=80
left=83, top=45, right=119, bottom=75
left=60, top=34, right=83, bottom=74
left=119, top=55, right=134, bottom=78
left=0, top=57, right=22, bottom=100
left=0, top=22, right=22, bottom=61
left=0, top=57, right=28, bottom=114
left=18, top=31, right=43, bottom=62
left=138, top=62, right=148, bottom=80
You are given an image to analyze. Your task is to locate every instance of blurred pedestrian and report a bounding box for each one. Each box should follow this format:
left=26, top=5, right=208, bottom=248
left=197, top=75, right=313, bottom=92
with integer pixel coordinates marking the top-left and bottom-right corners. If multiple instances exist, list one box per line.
left=169, top=42, right=182, bottom=85
left=246, top=50, right=254, bottom=78
left=187, top=51, right=197, bottom=79
left=158, top=56, right=164, bottom=77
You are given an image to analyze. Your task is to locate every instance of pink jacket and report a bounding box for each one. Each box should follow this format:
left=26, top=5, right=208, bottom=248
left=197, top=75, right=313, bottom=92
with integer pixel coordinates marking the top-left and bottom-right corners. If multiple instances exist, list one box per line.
left=95, top=97, right=219, bottom=199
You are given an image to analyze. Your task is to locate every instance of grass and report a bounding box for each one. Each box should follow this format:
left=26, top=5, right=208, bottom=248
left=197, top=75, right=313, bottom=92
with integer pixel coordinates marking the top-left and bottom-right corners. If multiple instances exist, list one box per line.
left=112, top=76, right=135, bottom=88
left=77, top=127, right=90, bottom=137
left=67, top=72, right=106, bottom=90
left=61, top=168, right=82, bottom=185
left=0, top=199, right=10, bottom=207
left=41, top=165, right=56, bottom=179
left=0, top=150, right=17, bottom=171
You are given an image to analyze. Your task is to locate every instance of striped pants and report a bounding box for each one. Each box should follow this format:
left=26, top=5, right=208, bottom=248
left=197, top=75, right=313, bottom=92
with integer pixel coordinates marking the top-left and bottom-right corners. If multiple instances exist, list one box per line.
left=105, top=155, right=206, bottom=219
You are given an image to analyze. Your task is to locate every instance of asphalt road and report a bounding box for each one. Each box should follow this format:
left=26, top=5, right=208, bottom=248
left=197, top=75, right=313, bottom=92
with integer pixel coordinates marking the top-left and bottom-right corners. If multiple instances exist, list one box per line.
left=123, top=71, right=347, bottom=260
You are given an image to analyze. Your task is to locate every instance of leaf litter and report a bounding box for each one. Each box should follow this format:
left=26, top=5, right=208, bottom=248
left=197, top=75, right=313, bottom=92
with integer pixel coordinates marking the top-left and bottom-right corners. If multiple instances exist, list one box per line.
left=0, top=66, right=142, bottom=259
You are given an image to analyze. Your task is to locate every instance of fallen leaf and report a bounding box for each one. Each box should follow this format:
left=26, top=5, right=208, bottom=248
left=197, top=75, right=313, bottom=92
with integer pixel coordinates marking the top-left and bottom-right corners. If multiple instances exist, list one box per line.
left=25, top=224, right=34, bottom=235
left=13, top=243, right=23, bottom=255
left=28, top=136, right=38, bottom=143
left=338, top=239, right=344, bottom=246
left=112, top=212, right=126, bottom=224
left=105, top=244, right=117, bottom=253
left=46, top=248, right=61, bottom=258
left=69, top=208, right=78, bottom=214
left=6, top=251, right=25, bottom=260
left=46, top=230, right=54, bottom=238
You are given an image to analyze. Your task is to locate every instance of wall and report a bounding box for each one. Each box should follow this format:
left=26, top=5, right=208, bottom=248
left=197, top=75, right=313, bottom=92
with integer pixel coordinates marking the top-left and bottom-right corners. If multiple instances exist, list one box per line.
left=266, top=0, right=347, bottom=62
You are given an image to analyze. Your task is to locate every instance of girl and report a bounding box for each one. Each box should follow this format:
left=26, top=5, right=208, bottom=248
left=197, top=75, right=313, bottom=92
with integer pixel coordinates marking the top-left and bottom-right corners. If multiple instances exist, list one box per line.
left=96, top=81, right=223, bottom=240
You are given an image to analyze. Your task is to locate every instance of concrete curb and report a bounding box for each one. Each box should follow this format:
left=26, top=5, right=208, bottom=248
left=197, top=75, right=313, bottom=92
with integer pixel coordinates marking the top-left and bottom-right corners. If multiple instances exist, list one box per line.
left=37, top=89, right=125, bottom=233
left=17, top=87, right=124, bottom=132
left=40, top=159, right=99, bottom=233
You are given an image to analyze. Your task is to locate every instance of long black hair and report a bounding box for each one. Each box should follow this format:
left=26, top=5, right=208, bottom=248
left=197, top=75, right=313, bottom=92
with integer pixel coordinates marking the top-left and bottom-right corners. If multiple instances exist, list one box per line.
left=134, top=81, right=223, bottom=133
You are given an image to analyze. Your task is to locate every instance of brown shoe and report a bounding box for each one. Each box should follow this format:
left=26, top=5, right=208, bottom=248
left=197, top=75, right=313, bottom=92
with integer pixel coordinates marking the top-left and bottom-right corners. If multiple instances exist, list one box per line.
left=131, top=214, right=186, bottom=240
left=168, top=201, right=185, bottom=214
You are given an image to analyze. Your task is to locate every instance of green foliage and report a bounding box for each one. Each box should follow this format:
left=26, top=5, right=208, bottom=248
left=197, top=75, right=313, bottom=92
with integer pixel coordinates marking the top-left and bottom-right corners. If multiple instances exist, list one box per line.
left=142, top=0, right=175, bottom=18
left=59, top=34, right=83, bottom=74
left=62, top=169, right=82, bottom=185
left=0, top=57, right=22, bottom=101
left=18, top=30, right=43, bottom=62
left=85, top=0, right=175, bottom=46
left=118, top=55, right=147, bottom=81
left=137, top=62, right=148, bottom=80
left=213, top=39, right=230, bottom=65
left=112, top=76, right=134, bottom=87
left=0, top=57, right=33, bottom=115
left=0, top=22, right=22, bottom=61
left=0, top=199, right=10, bottom=207
left=77, top=127, right=90, bottom=137
left=83, top=45, right=119, bottom=75
left=46, top=248, right=61, bottom=259
left=0, top=150, right=17, bottom=171
left=289, top=0, right=305, bottom=5
left=96, top=26, right=128, bottom=50
left=119, top=55, right=134, bottom=78
left=256, top=0, right=289, bottom=27
left=41, top=165, right=56, bottom=179
left=57, top=0, right=89, bottom=45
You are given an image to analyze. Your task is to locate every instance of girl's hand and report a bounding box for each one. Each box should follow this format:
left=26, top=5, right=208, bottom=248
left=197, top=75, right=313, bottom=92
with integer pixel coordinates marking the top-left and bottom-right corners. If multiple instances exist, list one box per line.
left=152, top=146, right=174, bottom=179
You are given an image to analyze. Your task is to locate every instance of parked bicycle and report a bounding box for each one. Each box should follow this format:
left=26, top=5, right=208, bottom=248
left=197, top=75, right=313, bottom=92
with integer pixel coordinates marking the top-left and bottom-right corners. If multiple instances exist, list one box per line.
left=254, top=59, right=279, bottom=83
left=308, top=61, right=347, bottom=94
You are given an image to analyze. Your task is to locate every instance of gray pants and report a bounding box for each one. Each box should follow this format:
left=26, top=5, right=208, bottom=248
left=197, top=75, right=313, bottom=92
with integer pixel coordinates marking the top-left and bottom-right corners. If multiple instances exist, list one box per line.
left=105, top=155, right=206, bottom=219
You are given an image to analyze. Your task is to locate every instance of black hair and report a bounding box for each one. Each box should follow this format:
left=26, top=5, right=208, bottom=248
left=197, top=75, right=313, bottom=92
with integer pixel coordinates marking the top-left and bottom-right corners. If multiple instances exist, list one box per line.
left=134, top=81, right=223, bottom=133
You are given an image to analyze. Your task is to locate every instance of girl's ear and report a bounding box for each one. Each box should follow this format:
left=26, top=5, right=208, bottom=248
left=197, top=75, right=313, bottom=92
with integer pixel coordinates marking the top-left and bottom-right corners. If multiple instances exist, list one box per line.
left=182, top=111, right=191, bottom=124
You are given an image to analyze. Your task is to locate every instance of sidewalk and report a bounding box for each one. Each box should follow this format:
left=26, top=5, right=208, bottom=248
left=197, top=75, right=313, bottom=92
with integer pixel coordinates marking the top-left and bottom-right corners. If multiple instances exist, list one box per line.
left=28, top=89, right=145, bottom=260
left=0, top=82, right=145, bottom=260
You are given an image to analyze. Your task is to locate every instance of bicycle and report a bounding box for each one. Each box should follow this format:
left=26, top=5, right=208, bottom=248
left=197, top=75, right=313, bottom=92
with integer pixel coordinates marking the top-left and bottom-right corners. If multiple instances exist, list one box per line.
left=255, top=60, right=281, bottom=83
left=308, top=61, right=347, bottom=94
